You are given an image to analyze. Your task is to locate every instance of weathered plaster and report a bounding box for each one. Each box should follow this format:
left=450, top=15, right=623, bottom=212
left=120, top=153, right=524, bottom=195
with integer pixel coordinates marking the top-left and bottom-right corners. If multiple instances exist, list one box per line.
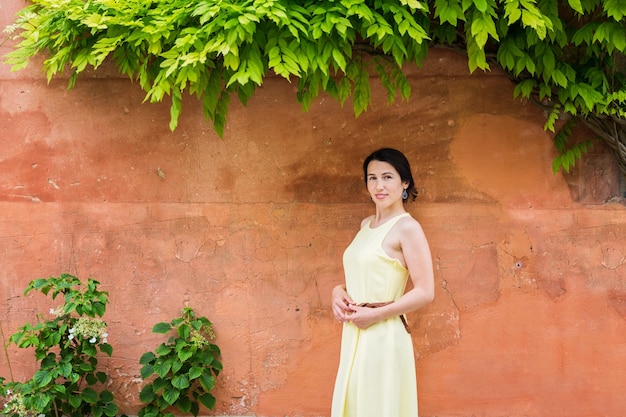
left=2, top=2, right=626, bottom=416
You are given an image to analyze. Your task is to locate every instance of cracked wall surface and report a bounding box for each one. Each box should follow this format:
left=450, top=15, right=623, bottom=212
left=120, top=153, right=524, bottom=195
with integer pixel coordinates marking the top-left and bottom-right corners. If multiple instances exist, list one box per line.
left=2, top=2, right=626, bottom=416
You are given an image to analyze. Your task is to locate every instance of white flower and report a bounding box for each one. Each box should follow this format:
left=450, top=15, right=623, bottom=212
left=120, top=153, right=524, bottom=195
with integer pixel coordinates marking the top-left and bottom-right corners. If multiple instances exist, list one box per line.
left=49, top=308, right=55, bottom=314
left=102, top=338, right=108, bottom=344
left=102, top=332, right=108, bottom=338
left=89, top=337, right=97, bottom=343
left=3, top=24, right=19, bottom=35
left=69, top=328, right=76, bottom=334
left=68, top=334, right=74, bottom=340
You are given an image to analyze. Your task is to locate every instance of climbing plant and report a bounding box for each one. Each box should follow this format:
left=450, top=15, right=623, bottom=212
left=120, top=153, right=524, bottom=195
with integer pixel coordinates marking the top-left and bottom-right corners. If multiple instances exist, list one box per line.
left=3, top=0, right=626, bottom=172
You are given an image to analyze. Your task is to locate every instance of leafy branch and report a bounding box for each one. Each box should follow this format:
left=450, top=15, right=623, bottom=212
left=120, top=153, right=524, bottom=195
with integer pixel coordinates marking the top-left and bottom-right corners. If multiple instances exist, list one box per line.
left=3, top=0, right=626, bottom=173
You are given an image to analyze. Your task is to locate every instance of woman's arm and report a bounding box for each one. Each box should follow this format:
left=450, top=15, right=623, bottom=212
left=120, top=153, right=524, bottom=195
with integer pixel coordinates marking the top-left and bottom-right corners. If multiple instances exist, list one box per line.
left=348, top=218, right=435, bottom=329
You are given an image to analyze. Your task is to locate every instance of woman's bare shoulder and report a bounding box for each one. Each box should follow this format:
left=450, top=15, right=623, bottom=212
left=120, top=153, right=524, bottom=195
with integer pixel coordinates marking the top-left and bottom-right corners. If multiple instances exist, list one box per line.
left=396, top=214, right=426, bottom=235
left=360, top=215, right=375, bottom=228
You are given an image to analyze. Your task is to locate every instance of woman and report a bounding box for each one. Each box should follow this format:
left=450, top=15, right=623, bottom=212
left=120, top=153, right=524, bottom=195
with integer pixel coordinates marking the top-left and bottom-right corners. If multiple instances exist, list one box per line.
left=330, top=148, right=435, bottom=417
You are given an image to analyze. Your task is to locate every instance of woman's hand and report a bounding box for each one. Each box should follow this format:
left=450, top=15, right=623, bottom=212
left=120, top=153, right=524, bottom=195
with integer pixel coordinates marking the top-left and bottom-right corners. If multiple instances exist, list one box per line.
left=345, top=305, right=380, bottom=330
left=331, top=285, right=354, bottom=323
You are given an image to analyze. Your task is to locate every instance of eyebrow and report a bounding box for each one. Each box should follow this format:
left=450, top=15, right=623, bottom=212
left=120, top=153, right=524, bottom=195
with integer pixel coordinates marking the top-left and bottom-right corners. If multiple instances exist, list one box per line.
left=368, top=172, right=395, bottom=176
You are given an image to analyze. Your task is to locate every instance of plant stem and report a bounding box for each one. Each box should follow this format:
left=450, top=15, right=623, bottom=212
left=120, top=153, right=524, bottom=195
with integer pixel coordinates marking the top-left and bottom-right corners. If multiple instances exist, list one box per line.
left=0, top=321, right=15, bottom=382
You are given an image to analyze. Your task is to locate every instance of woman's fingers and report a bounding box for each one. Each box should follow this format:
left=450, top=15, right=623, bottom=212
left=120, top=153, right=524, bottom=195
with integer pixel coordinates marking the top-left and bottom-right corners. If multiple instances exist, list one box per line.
left=332, top=302, right=355, bottom=322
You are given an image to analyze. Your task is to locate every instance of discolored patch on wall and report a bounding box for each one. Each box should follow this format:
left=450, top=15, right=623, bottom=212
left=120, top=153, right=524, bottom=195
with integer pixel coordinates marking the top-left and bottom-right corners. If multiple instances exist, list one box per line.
left=450, top=113, right=572, bottom=208
left=412, top=308, right=461, bottom=357
left=497, top=230, right=539, bottom=291
left=558, top=124, right=621, bottom=204
left=608, top=291, right=626, bottom=321
left=281, top=139, right=368, bottom=204
left=446, top=244, right=501, bottom=310
left=0, top=86, right=55, bottom=202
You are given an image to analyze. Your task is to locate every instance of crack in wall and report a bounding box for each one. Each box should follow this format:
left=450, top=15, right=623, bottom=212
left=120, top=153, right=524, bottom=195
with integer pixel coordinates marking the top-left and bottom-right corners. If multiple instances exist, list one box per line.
left=601, top=243, right=626, bottom=270
left=440, top=278, right=460, bottom=313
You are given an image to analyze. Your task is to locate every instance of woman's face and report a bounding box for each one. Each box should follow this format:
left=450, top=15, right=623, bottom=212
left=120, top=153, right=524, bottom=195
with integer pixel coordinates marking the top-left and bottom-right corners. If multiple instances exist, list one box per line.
left=366, top=160, right=408, bottom=207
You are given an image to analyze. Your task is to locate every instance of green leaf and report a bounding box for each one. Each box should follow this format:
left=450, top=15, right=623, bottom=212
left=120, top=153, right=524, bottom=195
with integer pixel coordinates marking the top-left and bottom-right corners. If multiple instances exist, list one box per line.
left=163, top=385, right=181, bottom=405
left=552, top=69, right=568, bottom=88
left=177, top=347, right=194, bottom=362
left=68, top=394, right=82, bottom=409
left=140, top=351, right=156, bottom=365
left=178, top=323, right=191, bottom=339
left=513, top=79, right=536, bottom=98
left=154, top=360, right=172, bottom=378
left=155, top=343, right=173, bottom=356
left=604, top=0, right=626, bottom=20
left=552, top=155, right=562, bottom=173
left=33, top=370, right=53, bottom=387
left=86, top=373, right=99, bottom=385
left=141, top=364, right=155, bottom=379
left=138, top=404, right=159, bottom=417
left=541, top=48, right=555, bottom=81
left=58, top=361, right=72, bottom=378
left=29, top=278, right=49, bottom=292
left=139, top=384, right=156, bottom=403
left=191, top=402, right=200, bottom=416
left=51, top=384, right=67, bottom=396
left=152, top=322, right=172, bottom=334
left=93, top=404, right=104, bottom=417
left=171, top=358, right=184, bottom=374
left=198, top=392, right=216, bottom=410
left=472, top=0, right=487, bottom=13
left=103, top=402, right=119, bottom=417
left=92, top=301, right=106, bottom=317
left=32, top=391, right=52, bottom=411
left=169, top=88, right=182, bottom=131
left=81, top=387, right=98, bottom=404
left=175, top=395, right=192, bottom=413
left=567, top=0, right=584, bottom=14
left=198, top=373, right=215, bottom=392
left=100, top=343, right=113, bottom=356
left=188, top=366, right=203, bottom=380
left=172, top=374, right=190, bottom=390
left=152, top=377, right=168, bottom=393
left=82, top=342, right=98, bottom=357
left=99, top=390, right=114, bottom=404
left=467, top=37, right=489, bottom=72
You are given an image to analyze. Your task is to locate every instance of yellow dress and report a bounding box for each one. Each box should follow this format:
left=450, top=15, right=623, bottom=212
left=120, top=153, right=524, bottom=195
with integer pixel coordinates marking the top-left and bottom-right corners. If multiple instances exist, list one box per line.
left=331, top=213, right=418, bottom=417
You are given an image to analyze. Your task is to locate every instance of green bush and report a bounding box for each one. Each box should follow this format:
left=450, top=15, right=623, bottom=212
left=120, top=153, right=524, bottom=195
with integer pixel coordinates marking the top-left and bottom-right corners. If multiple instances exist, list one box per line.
left=138, top=307, right=222, bottom=417
left=0, top=274, right=118, bottom=417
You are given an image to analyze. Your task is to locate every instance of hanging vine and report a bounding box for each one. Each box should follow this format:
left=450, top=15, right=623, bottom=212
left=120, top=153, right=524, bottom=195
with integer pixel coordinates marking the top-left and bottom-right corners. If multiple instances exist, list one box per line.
left=3, top=0, right=626, bottom=172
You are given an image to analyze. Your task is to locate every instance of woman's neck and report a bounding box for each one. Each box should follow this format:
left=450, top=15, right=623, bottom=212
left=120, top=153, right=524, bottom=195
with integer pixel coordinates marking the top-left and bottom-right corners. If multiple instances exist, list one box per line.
left=372, top=204, right=406, bottom=226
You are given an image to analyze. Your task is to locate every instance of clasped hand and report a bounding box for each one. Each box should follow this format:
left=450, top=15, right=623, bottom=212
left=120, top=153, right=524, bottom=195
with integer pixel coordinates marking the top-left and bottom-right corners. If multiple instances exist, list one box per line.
left=331, top=286, right=378, bottom=330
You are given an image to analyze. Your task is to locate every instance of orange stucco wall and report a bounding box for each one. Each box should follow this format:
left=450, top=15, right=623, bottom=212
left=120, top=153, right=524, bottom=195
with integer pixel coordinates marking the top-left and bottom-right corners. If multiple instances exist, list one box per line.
left=2, top=2, right=626, bottom=417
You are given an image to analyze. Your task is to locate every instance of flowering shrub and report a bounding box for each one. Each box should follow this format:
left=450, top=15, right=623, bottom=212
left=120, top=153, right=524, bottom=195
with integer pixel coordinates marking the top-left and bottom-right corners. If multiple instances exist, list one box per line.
left=0, top=274, right=119, bottom=417
left=138, top=308, right=221, bottom=417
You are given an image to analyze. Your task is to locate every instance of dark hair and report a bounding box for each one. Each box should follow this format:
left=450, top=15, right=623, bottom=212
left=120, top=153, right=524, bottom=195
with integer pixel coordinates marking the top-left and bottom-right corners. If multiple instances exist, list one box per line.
left=363, top=148, right=418, bottom=201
